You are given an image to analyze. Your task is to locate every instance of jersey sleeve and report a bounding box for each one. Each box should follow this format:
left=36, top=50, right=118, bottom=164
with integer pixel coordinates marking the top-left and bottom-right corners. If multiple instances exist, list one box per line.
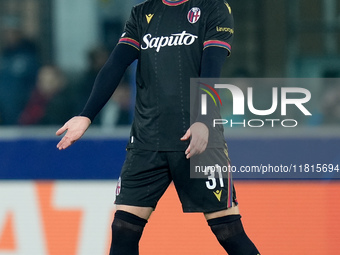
left=118, top=7, right=141, bottom=51
left=203, top=1, right=234, bottom=55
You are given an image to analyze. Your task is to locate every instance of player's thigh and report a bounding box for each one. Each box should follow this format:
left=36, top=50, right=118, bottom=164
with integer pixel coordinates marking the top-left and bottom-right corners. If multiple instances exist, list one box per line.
left=204, top=202, right=240, bottom=220
left=115, top=149, right=172, bottom=210
left=116, top=205, right=154, bottom=220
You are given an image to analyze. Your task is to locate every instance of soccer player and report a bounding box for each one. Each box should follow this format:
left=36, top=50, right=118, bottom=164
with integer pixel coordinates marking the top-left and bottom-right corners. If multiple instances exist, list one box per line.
left=56, top=0, right=260, bottom=254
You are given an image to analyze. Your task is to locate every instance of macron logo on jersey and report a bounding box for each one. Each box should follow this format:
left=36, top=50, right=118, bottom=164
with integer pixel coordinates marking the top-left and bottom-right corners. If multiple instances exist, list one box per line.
left=141, top=31, right=198, bottom=52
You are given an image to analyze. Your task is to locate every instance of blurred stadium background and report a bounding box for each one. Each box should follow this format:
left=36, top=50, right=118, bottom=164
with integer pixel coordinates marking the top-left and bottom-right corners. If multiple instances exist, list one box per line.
left=0, top=0, right=340, bottom=254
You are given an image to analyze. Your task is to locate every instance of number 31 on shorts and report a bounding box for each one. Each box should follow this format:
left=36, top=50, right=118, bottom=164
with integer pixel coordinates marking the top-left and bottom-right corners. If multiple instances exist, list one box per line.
left=205, top=166, right=225, bottom=190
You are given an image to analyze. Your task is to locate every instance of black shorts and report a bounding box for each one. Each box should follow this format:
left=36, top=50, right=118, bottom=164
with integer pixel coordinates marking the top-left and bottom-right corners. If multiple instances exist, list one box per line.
left=115, top=144, right=237, bottom=213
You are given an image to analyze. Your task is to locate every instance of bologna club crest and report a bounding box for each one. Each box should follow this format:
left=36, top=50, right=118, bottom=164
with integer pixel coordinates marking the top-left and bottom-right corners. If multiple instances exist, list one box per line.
left=187, top=7, right=201, bottom=24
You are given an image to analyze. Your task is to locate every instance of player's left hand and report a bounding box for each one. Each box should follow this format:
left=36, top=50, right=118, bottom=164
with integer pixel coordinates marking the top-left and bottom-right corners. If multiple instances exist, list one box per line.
left=180, top=122, right=209, bottom=159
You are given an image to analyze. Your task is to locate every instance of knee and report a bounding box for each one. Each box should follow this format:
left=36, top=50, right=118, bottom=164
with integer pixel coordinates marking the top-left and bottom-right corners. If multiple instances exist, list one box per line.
left=208, top=214, right=243, bottom=240
left=109, top=211, right=148, bottom=255
left=112, top=210, right=148, bottom=232
left=207, top=215, right=260, bottom=255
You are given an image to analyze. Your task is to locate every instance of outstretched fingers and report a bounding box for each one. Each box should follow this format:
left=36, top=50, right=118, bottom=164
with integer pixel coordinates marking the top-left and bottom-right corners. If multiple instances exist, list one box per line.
left=56, top=116, right=91, bottom=150
left=56, top=124, right=67, bottom=136
left=57, top=135, right=74, bottom=150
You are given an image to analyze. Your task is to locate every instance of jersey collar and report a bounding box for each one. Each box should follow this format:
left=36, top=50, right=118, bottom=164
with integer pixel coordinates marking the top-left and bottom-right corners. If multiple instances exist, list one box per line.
left=162, top=0, right=190, bottom=6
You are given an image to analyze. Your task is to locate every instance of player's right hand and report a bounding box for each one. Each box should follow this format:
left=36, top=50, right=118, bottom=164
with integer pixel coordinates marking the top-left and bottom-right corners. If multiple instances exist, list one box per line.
left=56, top=116, right=91, bottom=150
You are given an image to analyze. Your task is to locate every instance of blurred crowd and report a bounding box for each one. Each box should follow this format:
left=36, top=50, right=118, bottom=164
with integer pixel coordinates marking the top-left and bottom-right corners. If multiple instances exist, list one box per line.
left=0, top=16, right=132, bottom=127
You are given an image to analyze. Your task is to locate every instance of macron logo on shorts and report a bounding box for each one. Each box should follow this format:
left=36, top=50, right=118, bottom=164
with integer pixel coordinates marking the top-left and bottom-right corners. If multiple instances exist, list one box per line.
left=141, top=31, right=198, bottom=52
left=213, top=190, right=222, bottom=201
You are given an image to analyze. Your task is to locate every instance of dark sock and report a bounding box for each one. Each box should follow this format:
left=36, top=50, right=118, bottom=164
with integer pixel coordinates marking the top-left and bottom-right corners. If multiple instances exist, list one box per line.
left=109, top=210, right=148, bottom=255
left=208, top=215, right=260, bottom=255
